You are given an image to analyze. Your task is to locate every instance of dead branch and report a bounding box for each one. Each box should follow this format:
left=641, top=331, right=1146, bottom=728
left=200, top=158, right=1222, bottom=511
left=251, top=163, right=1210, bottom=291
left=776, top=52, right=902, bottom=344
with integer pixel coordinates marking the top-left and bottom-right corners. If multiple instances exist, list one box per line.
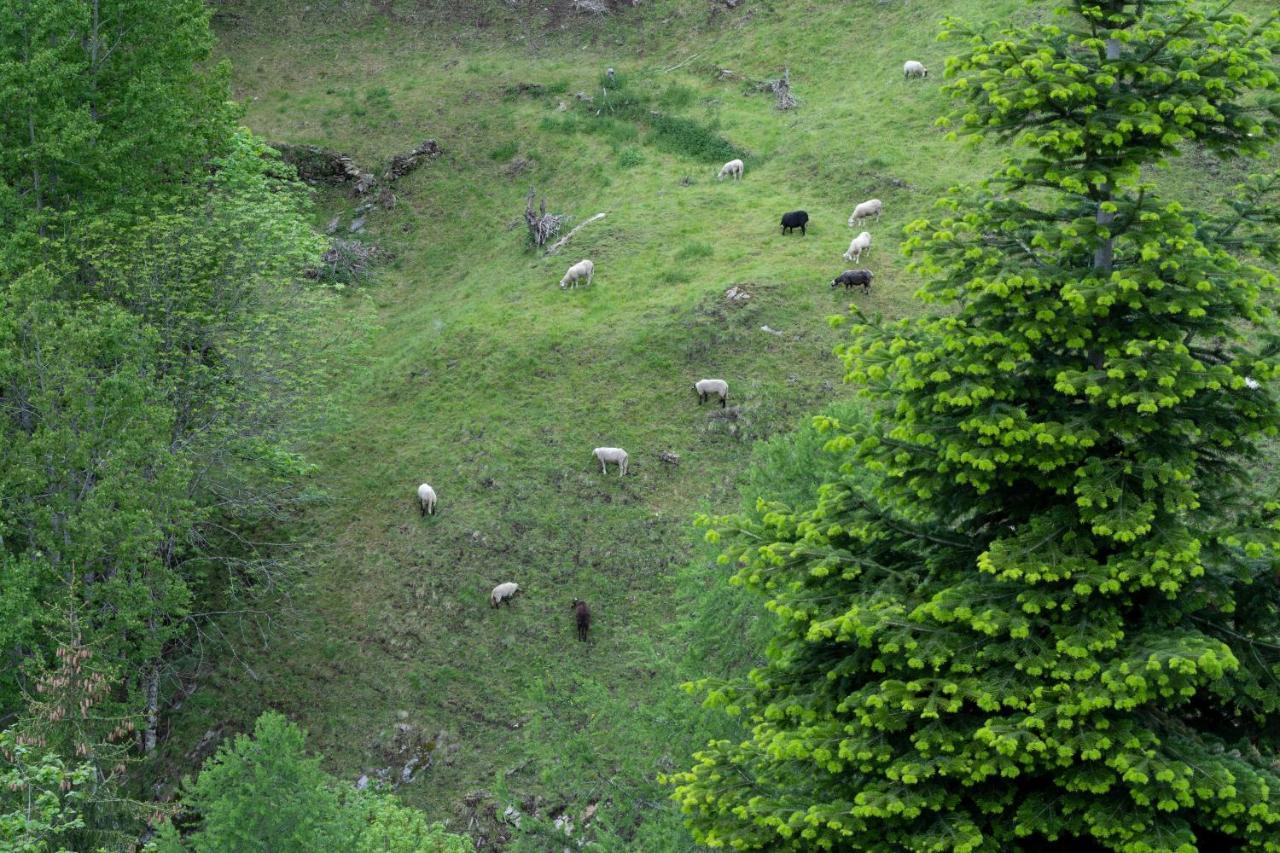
left=545, top=212, right=606, bottom=256
left=524, top=188, right=566, bottom=250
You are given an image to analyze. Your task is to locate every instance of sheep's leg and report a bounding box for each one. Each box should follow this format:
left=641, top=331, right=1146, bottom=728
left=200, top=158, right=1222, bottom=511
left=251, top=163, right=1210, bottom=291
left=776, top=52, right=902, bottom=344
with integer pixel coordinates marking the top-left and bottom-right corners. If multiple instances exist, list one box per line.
left=720, top=395, right=726, bottom=409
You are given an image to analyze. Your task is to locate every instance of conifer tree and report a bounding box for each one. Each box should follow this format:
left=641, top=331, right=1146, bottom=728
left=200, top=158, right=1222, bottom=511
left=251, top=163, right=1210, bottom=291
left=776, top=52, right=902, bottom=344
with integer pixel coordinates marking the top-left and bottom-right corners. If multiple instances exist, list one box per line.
left=671, top=2, right=1280, bottom=849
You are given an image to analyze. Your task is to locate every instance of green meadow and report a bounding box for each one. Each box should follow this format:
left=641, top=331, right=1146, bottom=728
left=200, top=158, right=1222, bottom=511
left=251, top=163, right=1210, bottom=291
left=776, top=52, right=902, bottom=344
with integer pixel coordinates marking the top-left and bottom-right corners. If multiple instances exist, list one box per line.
left=161, top=1, right=1275, bottom=847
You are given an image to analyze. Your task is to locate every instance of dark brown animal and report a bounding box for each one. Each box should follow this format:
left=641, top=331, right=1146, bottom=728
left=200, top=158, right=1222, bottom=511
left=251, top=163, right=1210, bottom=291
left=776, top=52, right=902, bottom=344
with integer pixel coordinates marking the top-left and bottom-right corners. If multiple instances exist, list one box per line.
left=831, top=269, right=873, bottom=291
left=571, top=599, right=591, bottom=642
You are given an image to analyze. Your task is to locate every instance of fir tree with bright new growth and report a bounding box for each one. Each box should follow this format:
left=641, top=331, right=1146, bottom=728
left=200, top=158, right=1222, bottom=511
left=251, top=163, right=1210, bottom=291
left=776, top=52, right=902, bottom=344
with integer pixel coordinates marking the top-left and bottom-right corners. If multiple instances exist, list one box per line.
left=670, top=1, right=1280, bottom=849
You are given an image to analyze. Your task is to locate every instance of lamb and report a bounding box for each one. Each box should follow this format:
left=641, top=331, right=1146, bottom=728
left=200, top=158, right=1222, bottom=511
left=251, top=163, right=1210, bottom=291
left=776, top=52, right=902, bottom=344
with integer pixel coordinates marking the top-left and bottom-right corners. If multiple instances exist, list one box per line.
left=848, top=199, right=882, bottom=227
left=560, top=259, right=594, bottom=289
left=904, top=60, right=929, bottom=79
left=831, top=269, right=873, bottom=291
left=571, top=599, right=591, bottom=642
left=593, top=447, right=629, bottom=477
left=843, top=231, right=872, bottom=263
left=490, top=582, right=521, bottom=608
left=780, top=210, right=809, bottom=235
left=416, top=483, right=437, bottom=516
left=693, top=378, right=729, bottom=408
left=717, top=158, right=744, bottom=181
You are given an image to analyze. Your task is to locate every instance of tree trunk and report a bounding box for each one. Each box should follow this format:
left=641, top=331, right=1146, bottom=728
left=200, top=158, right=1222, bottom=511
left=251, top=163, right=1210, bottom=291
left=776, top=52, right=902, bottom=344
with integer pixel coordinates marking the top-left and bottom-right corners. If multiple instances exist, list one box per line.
left=143, top=663, right=159, bottom=753
left=1092, top=38, right=1122, bottom=277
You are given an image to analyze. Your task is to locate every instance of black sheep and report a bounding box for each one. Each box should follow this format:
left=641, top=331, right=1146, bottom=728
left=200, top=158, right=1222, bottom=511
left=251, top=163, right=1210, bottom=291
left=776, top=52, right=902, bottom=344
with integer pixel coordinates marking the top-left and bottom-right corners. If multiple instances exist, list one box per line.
left=831, top=269, right=873, bottom=291
left=571, top=599, right=591, bottom=642
left=780, top=210, right=809, bottom=235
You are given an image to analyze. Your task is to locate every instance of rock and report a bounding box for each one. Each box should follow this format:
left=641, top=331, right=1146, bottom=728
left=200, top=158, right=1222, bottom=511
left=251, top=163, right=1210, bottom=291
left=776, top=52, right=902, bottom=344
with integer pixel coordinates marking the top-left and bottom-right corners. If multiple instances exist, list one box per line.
left=401, top=755, right=420, bottom=783
left=185, top=728, right=223, bottom=766
left=554, top=814, right=574, bottom=836
left=582, top=801, right=599, bottom=824
left=760, top=325, right=783, bottom=336
left=503, top=805, right=522, bottom=828
left=383, top=139, right=442, bottom=182
left=724, top=285, right=751, bottom=303
left=348, top=215, right=366, bottom=233
left=658, top=451, right=680, bottom=466
left=396, top=709, right=409, bottom=721
left=271, top=142, right=371, bottom=192
left=356, top=774, right=369, bottom=790
left=325, top=215, right=341, bottom=235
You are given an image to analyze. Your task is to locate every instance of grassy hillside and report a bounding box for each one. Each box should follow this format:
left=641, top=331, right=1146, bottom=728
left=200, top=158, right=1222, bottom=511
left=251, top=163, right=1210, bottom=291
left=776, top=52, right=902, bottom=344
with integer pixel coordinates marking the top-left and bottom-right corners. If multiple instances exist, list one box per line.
left=164, top=0, right=1276, bottom=848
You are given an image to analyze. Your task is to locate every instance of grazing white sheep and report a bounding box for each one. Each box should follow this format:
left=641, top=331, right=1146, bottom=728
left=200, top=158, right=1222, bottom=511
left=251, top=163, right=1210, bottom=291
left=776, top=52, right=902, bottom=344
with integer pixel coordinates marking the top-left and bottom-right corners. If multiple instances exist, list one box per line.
left=416, top=483, right=437, bottom=516
left=717, top=158, right=744, bottom=181
left=903, top=60, right=929, bottom=80
left=843, top=231, right=872, bottom=263
left=693, top=378, right=729, bottom=408
left=490, top=582, right=520, bottom=608
left=848, top=199, right=883, bottom=227
left=593, top=447, right=629, bottom=477
left=560, top=259, right=594, bottom=289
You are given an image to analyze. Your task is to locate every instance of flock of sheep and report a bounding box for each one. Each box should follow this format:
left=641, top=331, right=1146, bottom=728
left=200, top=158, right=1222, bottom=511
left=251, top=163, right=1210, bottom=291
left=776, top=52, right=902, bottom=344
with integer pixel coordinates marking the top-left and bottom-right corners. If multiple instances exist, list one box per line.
left=414, top=58, right=929, bottom=641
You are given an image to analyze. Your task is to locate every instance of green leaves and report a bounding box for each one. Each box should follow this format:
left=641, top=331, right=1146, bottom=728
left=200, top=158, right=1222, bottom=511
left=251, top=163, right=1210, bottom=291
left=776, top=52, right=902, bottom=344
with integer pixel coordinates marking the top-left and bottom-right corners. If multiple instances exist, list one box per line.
left=0, top=0, right=235, bottom=241
left=0, top=727, right=100, bottom=853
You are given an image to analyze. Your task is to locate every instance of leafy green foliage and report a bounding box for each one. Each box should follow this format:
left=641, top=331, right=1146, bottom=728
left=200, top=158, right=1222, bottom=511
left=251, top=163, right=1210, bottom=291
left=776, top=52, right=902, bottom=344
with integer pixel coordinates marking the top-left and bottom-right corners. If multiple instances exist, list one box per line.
left=0, top=728, right=100, bottom=853
left=156, top=712, right=469, bottom=852
left=0, top=275, right=191, bottom=713
left=618, top=145, right=645, bottom=168
left=671, top=2, right=1280, bottom=850
left=1, top=1, right=346, bottom=844
left=169, top=712, right=347, bottom=851
left=0, top=0, right=235, bottom=239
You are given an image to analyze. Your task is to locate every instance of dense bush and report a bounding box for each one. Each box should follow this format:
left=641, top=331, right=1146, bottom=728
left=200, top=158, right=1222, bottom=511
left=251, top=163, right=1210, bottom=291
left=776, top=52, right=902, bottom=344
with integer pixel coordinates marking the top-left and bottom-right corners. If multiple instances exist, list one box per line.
left=149, top=712, right=471, bottom=852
